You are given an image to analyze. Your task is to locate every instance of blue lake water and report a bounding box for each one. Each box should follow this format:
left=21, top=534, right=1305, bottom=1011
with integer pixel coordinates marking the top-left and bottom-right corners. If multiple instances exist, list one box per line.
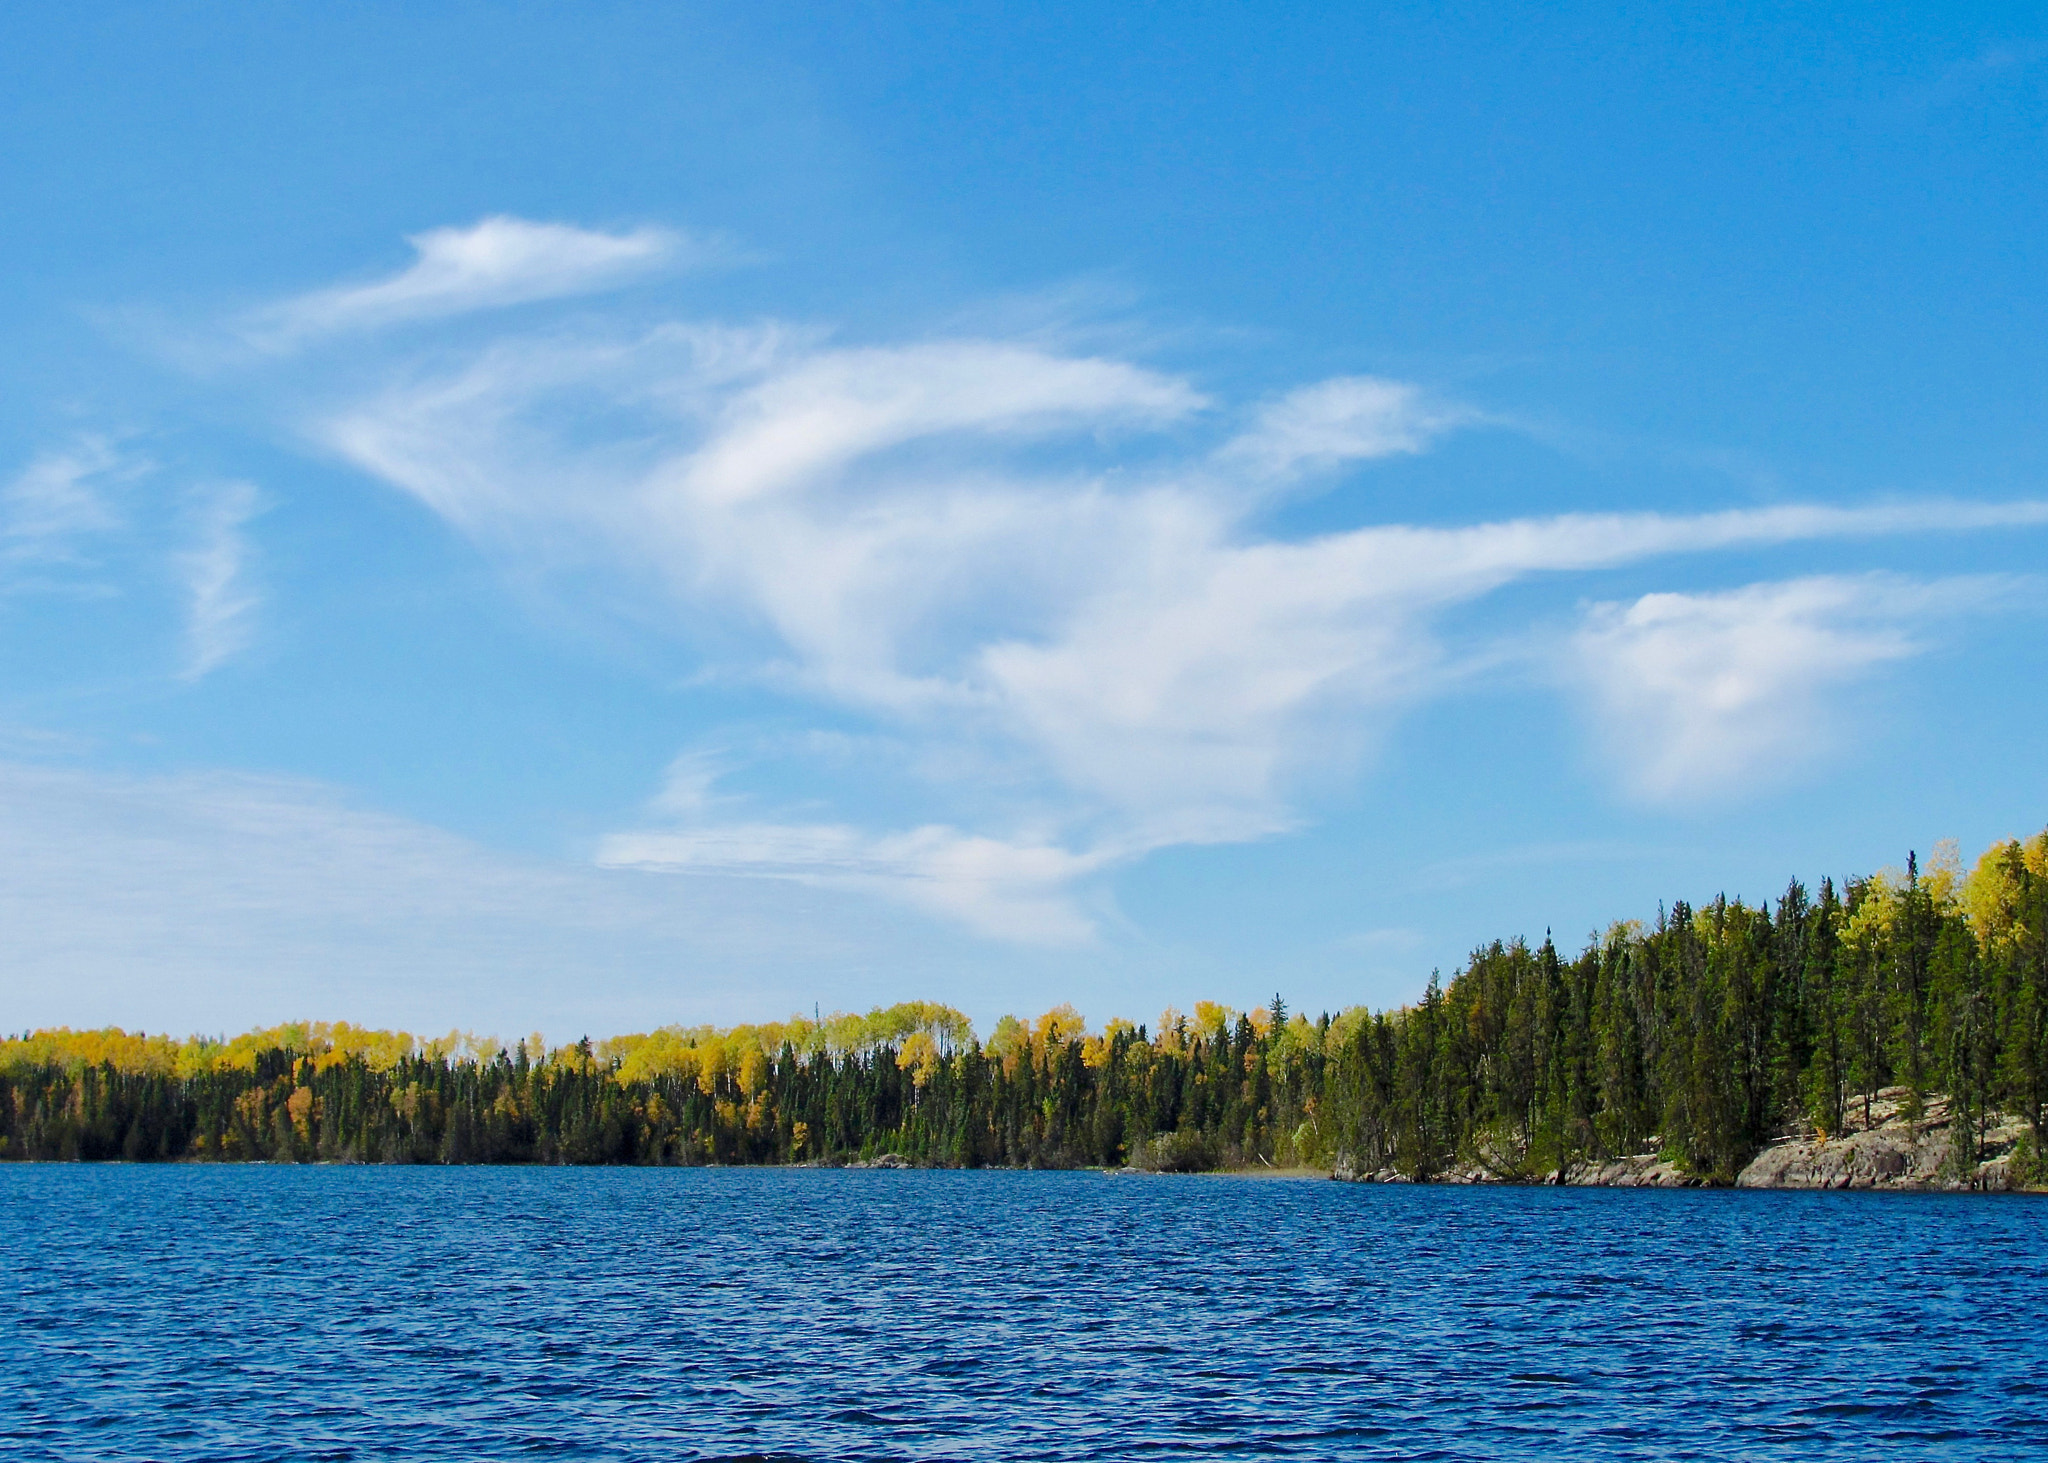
left=3, top=1167, right=2043, bottom=1461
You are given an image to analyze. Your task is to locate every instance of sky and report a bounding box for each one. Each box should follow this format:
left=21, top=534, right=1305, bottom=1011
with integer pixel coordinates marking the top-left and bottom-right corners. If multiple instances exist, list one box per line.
left=2, top=3, right=2046, bottom=1041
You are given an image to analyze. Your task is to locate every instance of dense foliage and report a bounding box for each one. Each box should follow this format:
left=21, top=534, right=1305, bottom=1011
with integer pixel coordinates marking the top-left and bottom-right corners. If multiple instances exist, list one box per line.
left=6, top=834, right=2046, bottom=1182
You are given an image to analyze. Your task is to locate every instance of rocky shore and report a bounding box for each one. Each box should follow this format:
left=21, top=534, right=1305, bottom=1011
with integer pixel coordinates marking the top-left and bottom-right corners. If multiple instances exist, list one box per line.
left=1332, top=1087, right=2040, bottom=1192
left=1732, top=1089, right=2033, bottom=1192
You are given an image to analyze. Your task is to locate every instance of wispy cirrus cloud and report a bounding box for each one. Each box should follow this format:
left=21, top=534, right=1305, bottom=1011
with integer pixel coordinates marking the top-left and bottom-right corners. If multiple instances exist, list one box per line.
left=242, top=216, right=719, bottom=350
left=1, top=441, right=267, bottom=680
left=177, top=481, right=264, bottom=679
left=1216, top=375, right=1461, bottom=485
left=261, top=220, right=2048, bottom=938
left=2, top=441, right=129, bottom=579
left=597, top=750, right=1109, bottom=943
left=1568, top=573, right=2024, bottom=803
left=598, top=821, right=1111, bottom=944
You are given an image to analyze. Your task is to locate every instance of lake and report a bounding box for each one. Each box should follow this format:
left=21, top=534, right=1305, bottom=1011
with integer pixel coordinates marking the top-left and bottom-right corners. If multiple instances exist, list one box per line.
left=4, top=1167, right=2042, bottom=1460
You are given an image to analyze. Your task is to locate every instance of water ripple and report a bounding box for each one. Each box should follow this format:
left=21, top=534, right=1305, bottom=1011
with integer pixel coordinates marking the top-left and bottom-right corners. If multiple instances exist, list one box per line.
left=4, top=1168, right=2044, bottom=1460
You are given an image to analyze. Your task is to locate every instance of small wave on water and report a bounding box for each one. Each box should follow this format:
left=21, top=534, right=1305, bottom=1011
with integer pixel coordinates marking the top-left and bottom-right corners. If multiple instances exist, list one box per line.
left=3, top=1167, right=2043, bottom=1461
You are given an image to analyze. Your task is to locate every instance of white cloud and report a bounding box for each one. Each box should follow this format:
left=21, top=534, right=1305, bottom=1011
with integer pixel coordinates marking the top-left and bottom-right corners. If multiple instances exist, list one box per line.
left=965, top=504, right=2048, bottom=849
left=678, top=340, right=1203, bottom=507
left=1218, top=375, right=1458, bottom=483
left=177, top=481, right=263, bottom=678
left=648, top=748, right=735, bottom=817
left=2, top=446, right=266, bottom=678
left=245, top=217, right=705, bottom=348
left=1568, top=574, right=2015, bottom=802
left=265, top=230, right=2048, bottom=937
left=2, top=441, right=127, bottom=571
left=326, top=329, right=1207, bottom=716
left=321, top=316, right=2048, bottom=933
left=598, top=821, right=1110, bottom=944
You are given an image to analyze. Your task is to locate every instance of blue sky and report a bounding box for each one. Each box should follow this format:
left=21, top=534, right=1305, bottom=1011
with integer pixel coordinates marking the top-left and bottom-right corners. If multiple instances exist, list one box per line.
left=3, top=3, right=2046, bottom=1040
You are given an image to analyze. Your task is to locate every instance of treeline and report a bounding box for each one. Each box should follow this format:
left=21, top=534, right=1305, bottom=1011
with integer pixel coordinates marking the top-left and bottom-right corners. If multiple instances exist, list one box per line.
left=4, top=832, right=2045, bottom=1183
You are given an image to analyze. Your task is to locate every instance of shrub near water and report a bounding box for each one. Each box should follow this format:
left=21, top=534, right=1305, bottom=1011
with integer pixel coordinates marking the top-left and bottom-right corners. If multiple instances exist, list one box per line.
left=1129, top=1131, right=1221, bottom=1173
left=3, top=833, right=2046, bottom=1181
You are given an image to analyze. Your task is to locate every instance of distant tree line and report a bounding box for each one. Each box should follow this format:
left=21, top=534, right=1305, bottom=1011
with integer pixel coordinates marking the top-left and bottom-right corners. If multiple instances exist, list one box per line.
left=4, top=833, right=2045, bottom=1183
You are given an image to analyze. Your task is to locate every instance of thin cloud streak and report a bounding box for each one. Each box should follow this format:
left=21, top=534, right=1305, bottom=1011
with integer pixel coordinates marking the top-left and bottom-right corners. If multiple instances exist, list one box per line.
left=2, top=441, right=127, bottom=571
left=243, top=217, right=715, bottom=349
left=598, top=821, right=1112, bottom=944
left=1217, top=375, right=1462, bottom=485
left=178, top=481, right=263, bottom=679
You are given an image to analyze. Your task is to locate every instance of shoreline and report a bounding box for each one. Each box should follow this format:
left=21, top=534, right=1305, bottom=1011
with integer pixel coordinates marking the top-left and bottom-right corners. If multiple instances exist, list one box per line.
left=1, top=1154, right=2039, bottom=1190
left=1329, top=1087, right=2042, bottom=1194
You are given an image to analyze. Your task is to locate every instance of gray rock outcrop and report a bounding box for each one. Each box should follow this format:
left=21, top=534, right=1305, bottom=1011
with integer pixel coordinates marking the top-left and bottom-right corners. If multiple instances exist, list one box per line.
left=1734, top=1090, right=2027, bottom=1192
left=1329, top=1088, right=2037, bottom=1191
left=848, top=1152, right=912, bottom=1169
left=1562, top=1155, right=1701, bottom=1188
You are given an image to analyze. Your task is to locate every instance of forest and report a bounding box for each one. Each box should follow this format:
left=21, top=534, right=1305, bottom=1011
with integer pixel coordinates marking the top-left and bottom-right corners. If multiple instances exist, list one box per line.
left=4, top=831, right=2045, bottom=1185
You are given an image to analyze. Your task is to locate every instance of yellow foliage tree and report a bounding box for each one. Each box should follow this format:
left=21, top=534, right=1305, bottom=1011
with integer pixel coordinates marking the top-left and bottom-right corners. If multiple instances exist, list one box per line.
left=1033, top=1003, right=1087, bottom=1050
left=897, top=1030, right=941, bottom=1087
left=1193, top=1001, right=1233, bottom=1038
